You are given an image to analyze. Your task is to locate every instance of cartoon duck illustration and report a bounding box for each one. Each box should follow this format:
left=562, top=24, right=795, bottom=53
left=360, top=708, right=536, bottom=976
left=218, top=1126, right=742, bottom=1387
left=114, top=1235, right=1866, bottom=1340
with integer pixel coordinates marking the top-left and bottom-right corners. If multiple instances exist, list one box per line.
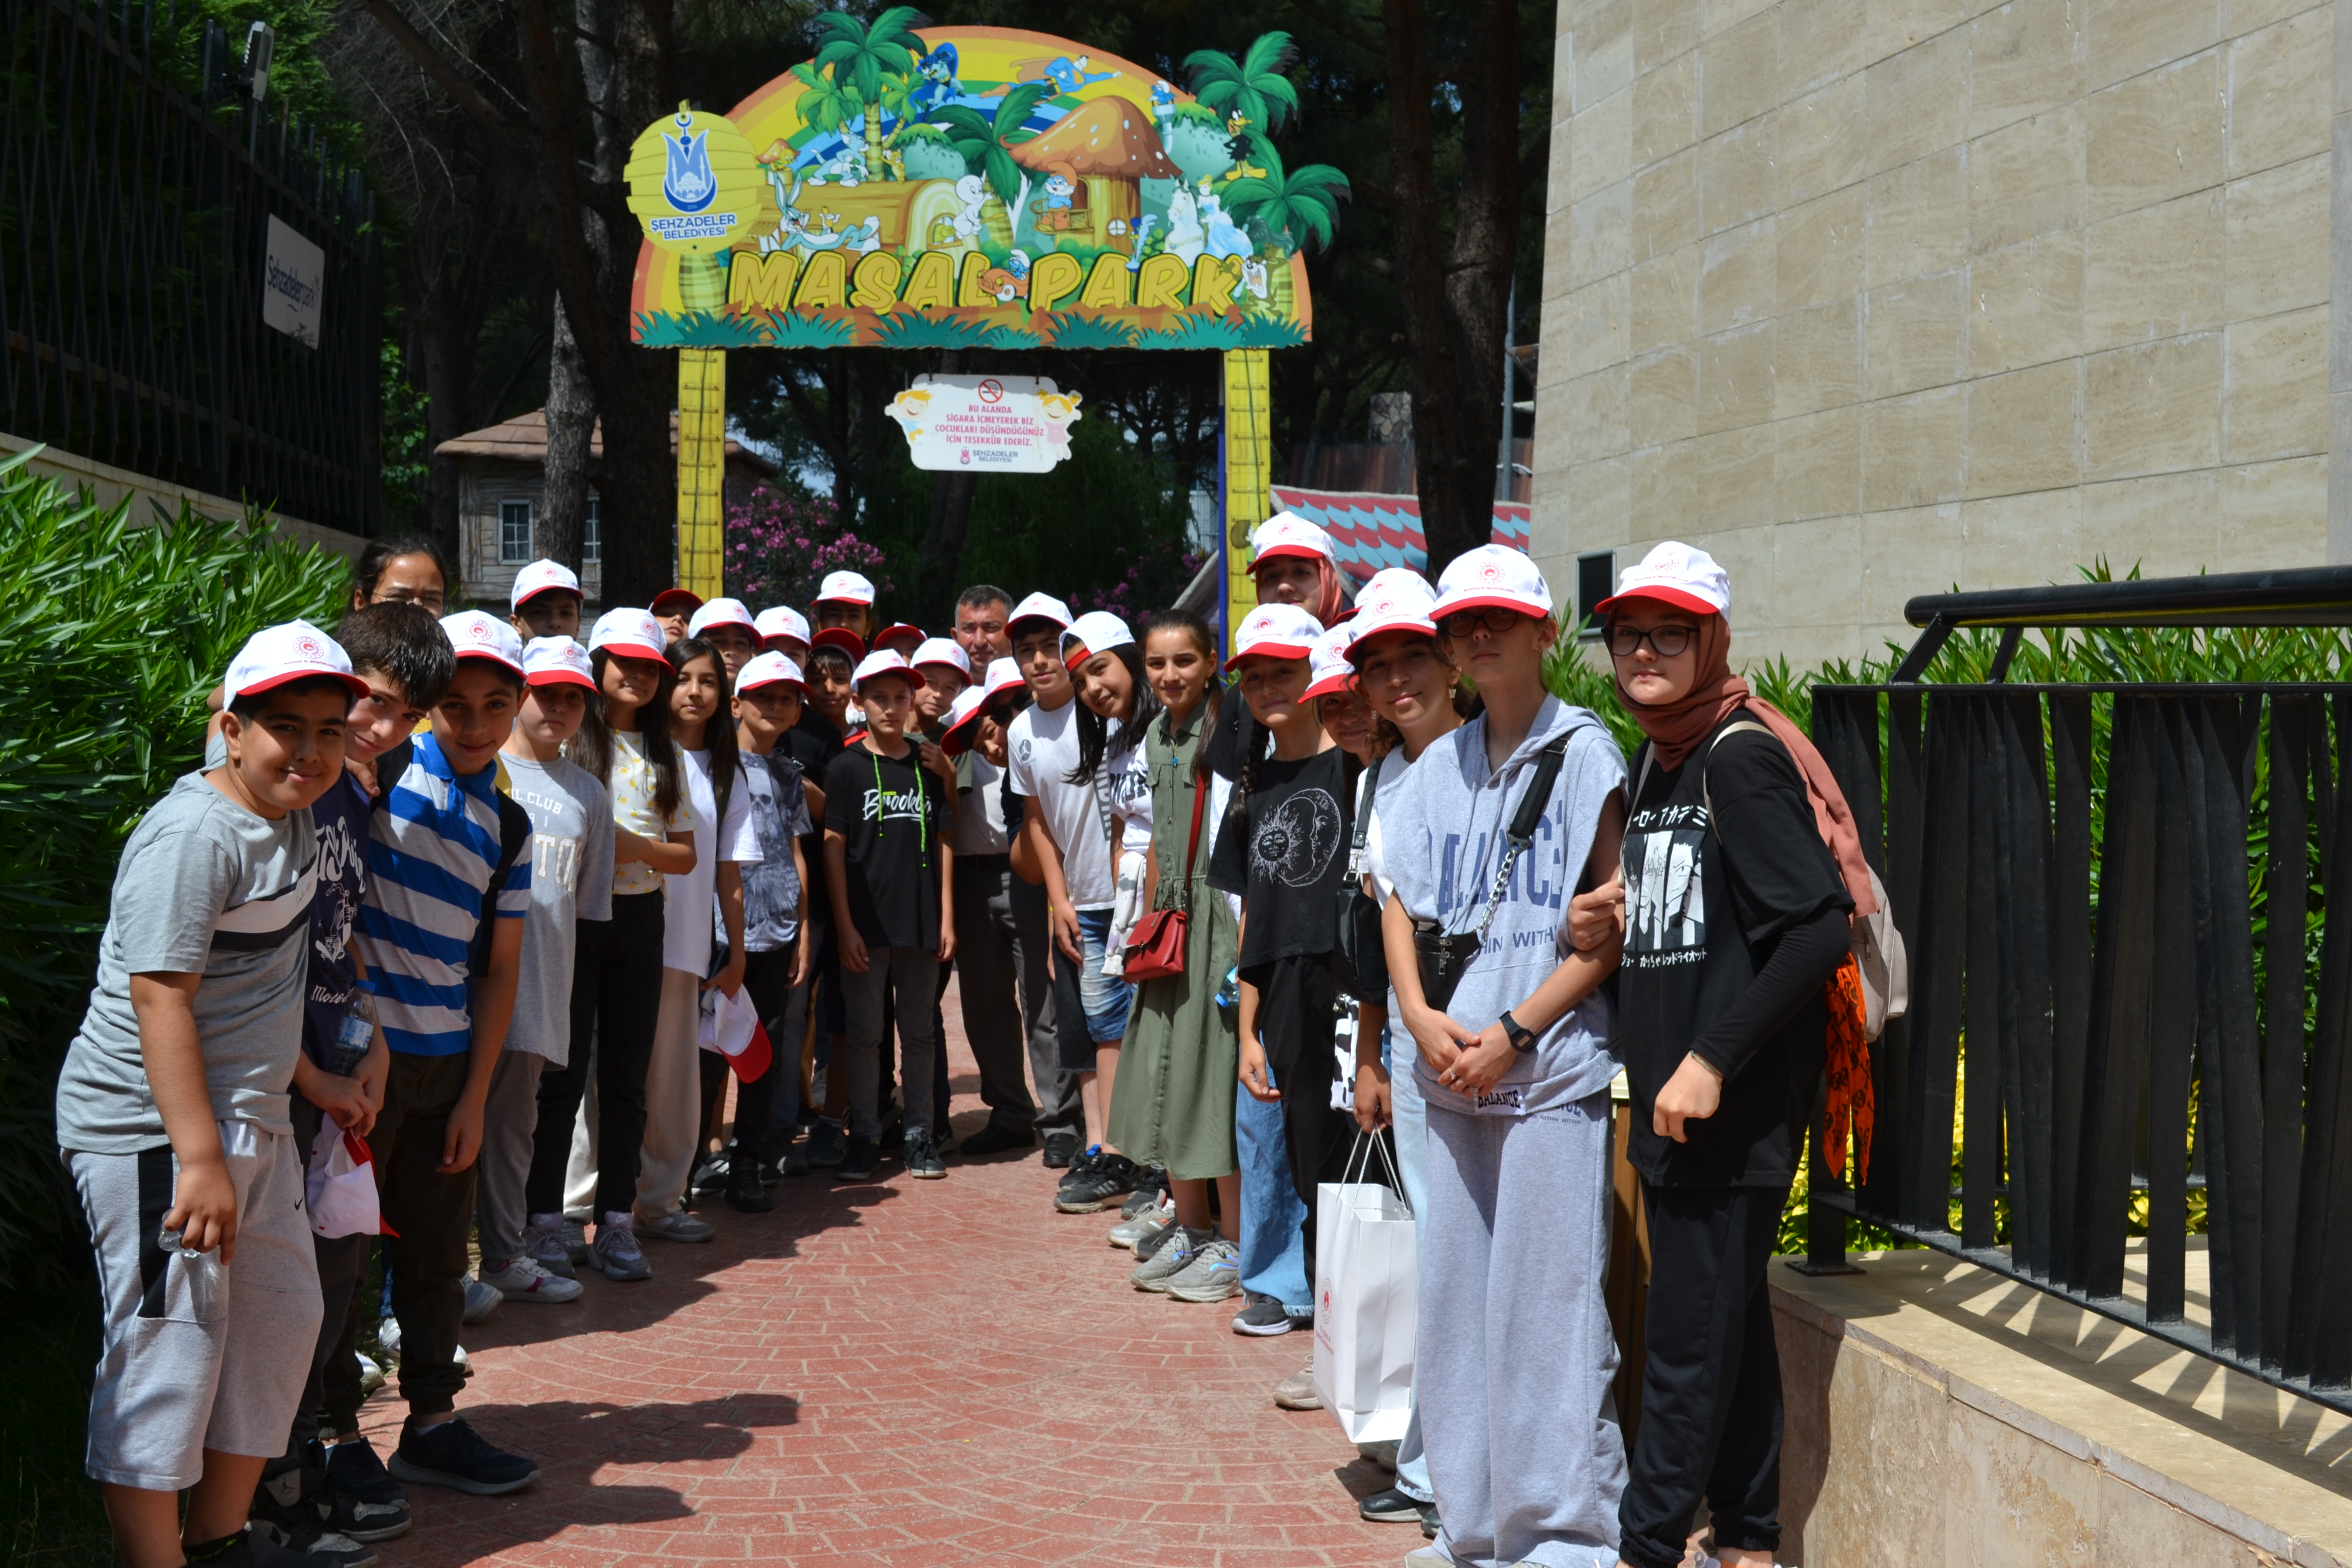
left=1223, top=114, right=1267, bottom=179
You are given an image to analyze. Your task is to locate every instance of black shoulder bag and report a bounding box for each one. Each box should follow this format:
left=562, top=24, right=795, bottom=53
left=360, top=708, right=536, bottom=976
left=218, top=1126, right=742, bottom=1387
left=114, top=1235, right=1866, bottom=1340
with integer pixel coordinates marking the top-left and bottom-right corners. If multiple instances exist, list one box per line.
left=469, top=791, right=535, bottom=978
left=1335, top=762, right=1388, bottom=998
left=1411, top=733, right=1572, bottom=1013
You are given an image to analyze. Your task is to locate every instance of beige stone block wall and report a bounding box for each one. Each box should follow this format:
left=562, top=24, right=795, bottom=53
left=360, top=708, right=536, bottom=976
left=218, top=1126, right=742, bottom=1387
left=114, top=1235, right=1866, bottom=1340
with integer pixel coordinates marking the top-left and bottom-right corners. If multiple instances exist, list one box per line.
left=1534, top=0, right=2338, bottom=670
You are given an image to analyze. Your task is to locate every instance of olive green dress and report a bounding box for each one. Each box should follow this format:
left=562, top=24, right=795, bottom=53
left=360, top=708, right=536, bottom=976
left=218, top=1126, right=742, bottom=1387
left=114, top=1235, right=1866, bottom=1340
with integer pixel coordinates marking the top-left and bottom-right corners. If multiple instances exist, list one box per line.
left=1105, top=706, right=1242, bottom=1178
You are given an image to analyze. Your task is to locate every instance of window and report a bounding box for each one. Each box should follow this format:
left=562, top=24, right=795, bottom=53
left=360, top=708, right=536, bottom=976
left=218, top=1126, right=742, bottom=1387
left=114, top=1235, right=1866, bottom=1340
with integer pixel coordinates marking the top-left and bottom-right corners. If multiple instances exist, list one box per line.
left=583, top=496, right=601, bottom=564
left=1576, top=550, right=1615, bottom=640
left=499, top=500, right=533, bottom=564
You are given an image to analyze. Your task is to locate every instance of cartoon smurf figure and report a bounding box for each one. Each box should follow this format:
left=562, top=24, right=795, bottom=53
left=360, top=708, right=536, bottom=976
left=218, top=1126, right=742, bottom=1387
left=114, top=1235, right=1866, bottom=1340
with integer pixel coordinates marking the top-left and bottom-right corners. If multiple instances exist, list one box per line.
left=1150, top=79, right=1177, bottom=138
left=1038, top=162, right=1077, bottom=233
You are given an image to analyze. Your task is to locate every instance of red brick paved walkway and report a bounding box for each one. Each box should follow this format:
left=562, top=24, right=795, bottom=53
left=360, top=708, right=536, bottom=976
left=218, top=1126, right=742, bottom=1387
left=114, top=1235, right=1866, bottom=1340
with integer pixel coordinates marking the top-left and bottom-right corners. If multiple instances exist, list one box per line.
left=358, top=981, right=1407, bottom=1567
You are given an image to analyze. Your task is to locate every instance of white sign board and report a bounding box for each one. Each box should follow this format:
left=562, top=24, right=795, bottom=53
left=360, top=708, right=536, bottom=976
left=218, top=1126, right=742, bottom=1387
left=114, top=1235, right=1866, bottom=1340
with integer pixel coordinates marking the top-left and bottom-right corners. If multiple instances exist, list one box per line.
left=885, top=375, right=1082, bottom=474
left=261, top=215, right=325, bottom=348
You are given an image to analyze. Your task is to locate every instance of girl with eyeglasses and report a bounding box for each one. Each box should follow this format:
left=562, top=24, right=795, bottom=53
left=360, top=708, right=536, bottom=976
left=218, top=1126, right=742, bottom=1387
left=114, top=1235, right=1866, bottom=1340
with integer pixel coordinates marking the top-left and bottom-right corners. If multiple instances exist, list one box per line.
left=1588, top=542, right=1868, bottom=1568
left=352, top=534, right=453, bottom=617
left=1378, top=544, right=1629, bottom=1568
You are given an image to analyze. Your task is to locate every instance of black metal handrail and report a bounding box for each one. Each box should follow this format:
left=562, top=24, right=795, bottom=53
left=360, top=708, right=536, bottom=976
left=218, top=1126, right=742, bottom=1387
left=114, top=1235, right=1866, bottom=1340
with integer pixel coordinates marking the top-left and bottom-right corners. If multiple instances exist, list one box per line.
left=1802, top=578, right=2352, bottom=1412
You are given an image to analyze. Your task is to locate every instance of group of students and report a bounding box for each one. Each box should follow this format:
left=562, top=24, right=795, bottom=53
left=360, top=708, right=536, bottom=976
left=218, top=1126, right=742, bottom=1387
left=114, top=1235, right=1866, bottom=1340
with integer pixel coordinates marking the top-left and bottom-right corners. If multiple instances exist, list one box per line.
left=56, top=510, right=1870, bottom=1568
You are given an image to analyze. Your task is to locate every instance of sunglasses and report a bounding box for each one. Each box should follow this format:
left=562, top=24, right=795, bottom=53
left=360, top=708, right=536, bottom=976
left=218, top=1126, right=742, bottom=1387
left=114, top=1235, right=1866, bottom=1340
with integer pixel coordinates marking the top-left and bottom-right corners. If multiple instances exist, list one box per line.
left=1438, top=607, right=1529, bottom=638
left=1605, top=623, right=1698, bottom=658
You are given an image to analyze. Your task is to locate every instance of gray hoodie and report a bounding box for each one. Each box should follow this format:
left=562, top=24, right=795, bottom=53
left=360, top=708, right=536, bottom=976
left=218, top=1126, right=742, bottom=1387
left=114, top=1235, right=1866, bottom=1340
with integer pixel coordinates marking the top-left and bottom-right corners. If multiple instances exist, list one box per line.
left=1382, top=696, right=1626, bottom=1119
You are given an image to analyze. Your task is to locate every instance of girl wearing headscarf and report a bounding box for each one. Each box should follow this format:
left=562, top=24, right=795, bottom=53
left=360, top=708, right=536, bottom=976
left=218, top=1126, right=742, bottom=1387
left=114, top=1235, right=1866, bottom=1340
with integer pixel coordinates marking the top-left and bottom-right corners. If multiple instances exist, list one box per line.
left=1591, top=541, right=1870, bottom=1568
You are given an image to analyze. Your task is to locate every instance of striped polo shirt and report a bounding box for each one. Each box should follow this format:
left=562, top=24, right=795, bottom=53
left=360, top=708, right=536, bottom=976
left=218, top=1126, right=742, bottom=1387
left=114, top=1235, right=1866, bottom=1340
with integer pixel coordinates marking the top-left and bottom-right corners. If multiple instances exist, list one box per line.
left=357, top=731, right=532, bottom=1056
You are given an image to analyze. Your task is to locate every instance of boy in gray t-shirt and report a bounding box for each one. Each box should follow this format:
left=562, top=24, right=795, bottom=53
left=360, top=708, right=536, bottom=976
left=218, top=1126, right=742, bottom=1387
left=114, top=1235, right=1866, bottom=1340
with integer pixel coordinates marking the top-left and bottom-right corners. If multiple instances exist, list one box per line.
left=55, top=625, right=363, bottom=1562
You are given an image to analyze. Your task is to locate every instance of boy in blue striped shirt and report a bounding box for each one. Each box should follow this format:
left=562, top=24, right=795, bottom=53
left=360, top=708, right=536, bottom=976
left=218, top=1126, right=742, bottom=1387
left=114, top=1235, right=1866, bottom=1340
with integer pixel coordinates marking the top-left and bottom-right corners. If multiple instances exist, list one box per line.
left=355, top=611, right=538, bottom=1498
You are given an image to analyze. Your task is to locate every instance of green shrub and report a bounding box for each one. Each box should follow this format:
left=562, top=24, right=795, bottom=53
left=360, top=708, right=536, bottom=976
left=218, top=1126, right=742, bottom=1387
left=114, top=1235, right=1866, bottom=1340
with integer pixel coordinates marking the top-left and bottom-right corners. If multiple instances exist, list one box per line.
left=0, top=449, right=350, bottom=1269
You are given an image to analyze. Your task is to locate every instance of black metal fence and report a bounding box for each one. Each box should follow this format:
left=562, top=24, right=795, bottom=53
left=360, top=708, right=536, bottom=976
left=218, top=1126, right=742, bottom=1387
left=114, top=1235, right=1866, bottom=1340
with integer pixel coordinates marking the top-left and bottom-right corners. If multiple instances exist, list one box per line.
left=0, top=0, right=380, bottom=533
left=1801, top=566, right=2352, bottom=1411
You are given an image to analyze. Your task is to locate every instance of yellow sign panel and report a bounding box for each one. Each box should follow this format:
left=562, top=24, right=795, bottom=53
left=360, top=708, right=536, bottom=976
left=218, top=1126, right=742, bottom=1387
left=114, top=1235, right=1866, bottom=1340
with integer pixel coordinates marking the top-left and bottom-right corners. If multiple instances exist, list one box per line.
left=629, top=28, right=1335, bottom=352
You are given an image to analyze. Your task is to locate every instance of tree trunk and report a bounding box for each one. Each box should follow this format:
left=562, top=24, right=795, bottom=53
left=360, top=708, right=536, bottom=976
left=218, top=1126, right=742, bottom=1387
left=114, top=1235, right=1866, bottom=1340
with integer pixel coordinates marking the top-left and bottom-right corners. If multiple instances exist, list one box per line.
left=538, top=293, right=594, bottom=576
left=1382, top=0, right=1519, bottom=580
left=412, top=283, right=475, bottom=561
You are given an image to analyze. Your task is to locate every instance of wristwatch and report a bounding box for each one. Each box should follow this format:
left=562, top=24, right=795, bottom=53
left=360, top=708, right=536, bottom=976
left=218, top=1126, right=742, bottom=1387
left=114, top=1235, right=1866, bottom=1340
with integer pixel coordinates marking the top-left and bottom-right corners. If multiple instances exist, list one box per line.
left=1498, top=1009, right=1538, bottom=1053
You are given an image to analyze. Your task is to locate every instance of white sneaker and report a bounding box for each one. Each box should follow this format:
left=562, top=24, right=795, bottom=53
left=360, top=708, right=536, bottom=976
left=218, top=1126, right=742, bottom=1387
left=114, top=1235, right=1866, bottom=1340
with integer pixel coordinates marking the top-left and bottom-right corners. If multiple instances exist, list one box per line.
left=480, top=1255, right=584, bottom=1304
left=639, top=1209, right=715, bottom=1243
left=460, top=1275, right=504, bottom=1324
left=376, top=1315, right=401, bottom=1355
left=523, top=1215, right=579, bottom=1279
left=355, top=1353, right=386, bottom=1396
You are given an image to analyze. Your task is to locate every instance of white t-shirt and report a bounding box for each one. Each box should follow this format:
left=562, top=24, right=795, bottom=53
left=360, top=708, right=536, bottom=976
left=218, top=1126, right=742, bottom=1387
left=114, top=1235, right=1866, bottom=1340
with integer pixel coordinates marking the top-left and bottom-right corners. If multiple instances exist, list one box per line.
left=664, top=747, right=763, bottom=974
left=1359, top=748, right=1411, bottom=908
left=954, top=753, right=1012, bottom=857
left=1007, top=697, right=1115, bottom=909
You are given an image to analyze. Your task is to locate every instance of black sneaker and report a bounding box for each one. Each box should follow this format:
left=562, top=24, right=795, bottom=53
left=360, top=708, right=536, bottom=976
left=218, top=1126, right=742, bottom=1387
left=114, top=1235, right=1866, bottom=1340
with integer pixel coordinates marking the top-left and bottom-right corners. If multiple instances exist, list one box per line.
left=904, top=1130, right=947, bottom=1180
left=805, top=1118, right=848, bottom=1166
left=691, top=1153, right=732, bottom=1195
left=185, top=1530, right=344, bottom=1568
left=1231, top=1290, right=1295, bottom=1337
left=1041, top=1130, right=1080, bottom=1168
left=835, top=1134, right=878, bottom=1181
left=1118, top=1167, right=1169, bottom=1219
left=1055, top=1145, right=1101, bottom=1198
left=388, top=1415, right=539, bottom=1496
left=1358, top=1485, right=1428, bottom=1524
left=317, top=1437, right=411, bottom=1542
left=248, top=1520, right=377, bottom=1568
left=958, top=1122, right=1032, bottom=1157
left=725, top=1166, right=775, bottom=1212
left=249, top=1464, right=379, bottom=1567
left=1055, top=1151, right=1139, bottom=1213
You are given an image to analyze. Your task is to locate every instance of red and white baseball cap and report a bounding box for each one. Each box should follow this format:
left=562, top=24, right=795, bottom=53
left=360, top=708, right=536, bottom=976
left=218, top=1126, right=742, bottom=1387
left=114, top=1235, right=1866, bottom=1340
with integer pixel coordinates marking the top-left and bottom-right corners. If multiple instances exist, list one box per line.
left=911, top=636, right=972, bottom=680
left=815, top=570, right=876, bottom=606
left=754, top=605, right=811, bottom=649
left=940, top=685, right=990, bottom=755
left=736, top=651, right=807, bottom=694
left=440, top=610, right=526, bottom=674
left=1060, top=610, right=1135, bottom=670
left=982, top=656, right=1026, bottom=702
left=588, top=608, right=669, bottom=662
left=1594, top=540, right=1732, bottom=620
left=509, top=559, right=582, bottom=610
left=808, top=626, right=867, bottom=660
left=1226, top=602, right=1323, bottom=669
left=688, top=597, right=760, bottom=640
left=875, top=623, right=925, bottom=656
left=1344, top=576, right=1441, bottom=660
left=1251, top=511, right=1336, bottom=565
left=649, top=586, right=704, bottom=619
left=224, top=620, right=371, bottom=702
left=522, top=635, right=597, bottom=690
left=1429, top=545, right=1554, bottom=623
left=1007, top=591, right=1073, bottom=634
left=851, top=648, right=925, bottom=691
left=1302, top=622, right=1358, bottom=700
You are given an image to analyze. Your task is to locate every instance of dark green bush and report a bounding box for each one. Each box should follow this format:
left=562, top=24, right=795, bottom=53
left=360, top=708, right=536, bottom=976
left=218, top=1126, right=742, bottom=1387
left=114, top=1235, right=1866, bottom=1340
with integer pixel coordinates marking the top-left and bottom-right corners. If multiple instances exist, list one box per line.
left=0, top=449, right=350, bottom=1266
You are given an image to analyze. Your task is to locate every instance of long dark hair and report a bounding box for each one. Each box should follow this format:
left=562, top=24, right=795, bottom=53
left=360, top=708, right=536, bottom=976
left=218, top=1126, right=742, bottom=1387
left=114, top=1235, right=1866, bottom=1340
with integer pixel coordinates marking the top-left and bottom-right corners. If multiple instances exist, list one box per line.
left=576, top=647, right=683, bottom=823
left=351, top=534, right=453, bottom=608
left=1067, top=641, right=1162, bottom=786
left=668, top=636, right=741, bottom=832
left=1142, top=608, right=1223, bottom=747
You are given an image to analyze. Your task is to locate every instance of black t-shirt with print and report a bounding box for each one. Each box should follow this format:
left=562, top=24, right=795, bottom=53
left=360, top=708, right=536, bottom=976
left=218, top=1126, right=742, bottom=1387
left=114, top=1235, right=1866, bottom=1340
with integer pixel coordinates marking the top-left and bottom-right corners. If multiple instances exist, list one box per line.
left=823, top=740, right=950, bottom=950
left=1208, top=744, right=1353, bottom=974
left=1616, top=710, right=1852, bottom=1187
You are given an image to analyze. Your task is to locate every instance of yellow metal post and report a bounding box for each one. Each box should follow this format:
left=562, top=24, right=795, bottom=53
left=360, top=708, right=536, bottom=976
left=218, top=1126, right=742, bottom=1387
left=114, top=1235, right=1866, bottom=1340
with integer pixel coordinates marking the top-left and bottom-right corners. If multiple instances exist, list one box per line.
left=1221, top=348, right=1271, bottom=654
left=677, top=347, right=726, bottom=598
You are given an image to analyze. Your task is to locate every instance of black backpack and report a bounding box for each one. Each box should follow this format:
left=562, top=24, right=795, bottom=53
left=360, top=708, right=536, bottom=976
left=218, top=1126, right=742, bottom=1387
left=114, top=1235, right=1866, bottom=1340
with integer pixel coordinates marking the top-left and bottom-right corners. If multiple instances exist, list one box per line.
left=468, top=791, right=536, bottom=978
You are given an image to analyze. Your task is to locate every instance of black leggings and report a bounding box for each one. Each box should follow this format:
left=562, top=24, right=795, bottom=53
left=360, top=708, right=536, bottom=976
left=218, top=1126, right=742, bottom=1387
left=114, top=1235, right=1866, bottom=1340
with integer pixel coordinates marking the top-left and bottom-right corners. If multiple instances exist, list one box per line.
left=525, top=892, right=664, bottom=1219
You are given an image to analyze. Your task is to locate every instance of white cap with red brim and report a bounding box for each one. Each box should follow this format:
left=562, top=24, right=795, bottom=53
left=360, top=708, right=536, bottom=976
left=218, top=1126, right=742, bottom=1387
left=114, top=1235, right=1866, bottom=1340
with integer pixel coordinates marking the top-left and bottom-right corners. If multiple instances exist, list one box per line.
left=1007, top=591, right=1073, bottom=633
left=1344, top=578, right=1441, bottom=660
left=688, top=598, right=760, bottom=639
left=1225, top=602, right=1324, bottom=669
left=940, top=685, right=990, bottom=755
left=588, top=608, right=669, bottom=662
left=509, top=559, right=582, bottom=610
left=224, top=620, right=371, bottom=702
left=911, top=636, right=972, bottom=679
left=1428, top=545, right=1555, bottom=623
left=1302, top=622, right=1358, bottom=700
left=440, top=611, right=526, bottom=674
left=649, top=587, right=704, bottom=617
left=1060, top=610, right=1135, bottom=670
left=851, top=649, right=925, bottom=691
left=755, top=605, right=811, bottom=647
left=983, top=656, right=1026, bottom=701
left=815, top=570, right=876, bottom=606
left=522, top=635, right=597, bottom=690
left=1250, top=511, right=1336, bottom=564
left=1592, top=540, right=1732, bottom=620
left=736, top=651, right=807, bottom=693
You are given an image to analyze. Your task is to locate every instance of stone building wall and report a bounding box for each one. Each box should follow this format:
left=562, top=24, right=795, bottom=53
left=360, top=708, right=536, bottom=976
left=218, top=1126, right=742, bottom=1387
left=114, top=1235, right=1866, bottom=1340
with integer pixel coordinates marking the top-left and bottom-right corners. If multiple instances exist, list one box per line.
left=1532, top=0, right=2337, bottom=668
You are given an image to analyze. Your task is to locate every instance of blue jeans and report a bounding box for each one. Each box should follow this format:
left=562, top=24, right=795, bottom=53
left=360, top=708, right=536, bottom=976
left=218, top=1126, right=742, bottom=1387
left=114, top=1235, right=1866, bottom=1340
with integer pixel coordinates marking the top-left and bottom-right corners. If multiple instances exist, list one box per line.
left=1072, top=907, right=1135, bottom=1042
left=1237, top=1065, right=1311, bottom=1314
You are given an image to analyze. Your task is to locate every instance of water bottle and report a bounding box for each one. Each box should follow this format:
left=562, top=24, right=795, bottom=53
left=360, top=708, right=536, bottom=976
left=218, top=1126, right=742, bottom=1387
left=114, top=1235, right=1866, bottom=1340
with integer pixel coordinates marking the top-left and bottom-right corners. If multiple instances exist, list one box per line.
left=329, top=983, right=375, bottom=1076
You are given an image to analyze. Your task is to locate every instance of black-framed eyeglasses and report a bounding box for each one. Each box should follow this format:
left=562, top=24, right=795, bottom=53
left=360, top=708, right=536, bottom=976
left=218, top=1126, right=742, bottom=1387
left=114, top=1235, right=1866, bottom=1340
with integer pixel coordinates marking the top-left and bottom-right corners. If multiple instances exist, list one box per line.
left=1605, top=623, right=1697, bottom=659
left=1438, top=607, right=1526, bottom=638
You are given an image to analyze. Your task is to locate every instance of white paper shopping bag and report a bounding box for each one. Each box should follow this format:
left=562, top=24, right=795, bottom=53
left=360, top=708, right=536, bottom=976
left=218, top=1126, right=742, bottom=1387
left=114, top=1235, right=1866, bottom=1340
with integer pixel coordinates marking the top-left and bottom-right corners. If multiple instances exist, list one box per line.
left=1311, top=1134, right=1417, bottom=1443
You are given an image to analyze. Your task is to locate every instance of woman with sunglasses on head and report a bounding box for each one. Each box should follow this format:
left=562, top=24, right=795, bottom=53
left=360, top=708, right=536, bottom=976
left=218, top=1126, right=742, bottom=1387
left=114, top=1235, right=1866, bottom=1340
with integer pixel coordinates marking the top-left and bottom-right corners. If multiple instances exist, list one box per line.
left=1379, top=545, right=1629, bottom=1568
left=1584, top=544, right=1864, bottom=1568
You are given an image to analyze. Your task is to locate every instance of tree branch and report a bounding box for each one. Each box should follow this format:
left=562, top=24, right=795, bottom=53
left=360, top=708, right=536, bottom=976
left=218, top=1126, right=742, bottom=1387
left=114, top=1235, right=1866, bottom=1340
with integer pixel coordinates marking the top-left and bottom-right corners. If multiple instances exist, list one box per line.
left=778, top=370, right=847, bottom=471
left=1285, top=0, right=1387, bottom=58
left=359, top=0, right=533, bottom=145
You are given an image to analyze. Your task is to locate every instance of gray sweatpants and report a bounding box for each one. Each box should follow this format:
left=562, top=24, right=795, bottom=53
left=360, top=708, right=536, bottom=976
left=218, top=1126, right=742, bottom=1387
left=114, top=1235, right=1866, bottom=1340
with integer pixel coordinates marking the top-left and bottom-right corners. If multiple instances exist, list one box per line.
left=71, top=1123, right=322, bottom=1491
left=1418, top=1095, right=1626, bottom=1568
left=473, top=1050, right=546, bottom=1267
left=842, top=946, right=941, bottom=1138
left=1011, top=877, right=1083, bottom=1138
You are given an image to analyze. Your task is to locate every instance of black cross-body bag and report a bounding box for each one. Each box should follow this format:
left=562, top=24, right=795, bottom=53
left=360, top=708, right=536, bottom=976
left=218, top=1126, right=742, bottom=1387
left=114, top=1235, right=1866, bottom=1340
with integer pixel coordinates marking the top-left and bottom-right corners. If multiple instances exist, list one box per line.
left=1412, top=732, right=1571, bottom=1012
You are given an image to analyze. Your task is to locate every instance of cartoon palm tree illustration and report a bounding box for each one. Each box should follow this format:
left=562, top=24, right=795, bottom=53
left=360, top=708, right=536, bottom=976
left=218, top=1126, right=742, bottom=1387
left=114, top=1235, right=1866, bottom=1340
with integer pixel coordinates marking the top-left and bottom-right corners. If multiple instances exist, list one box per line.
left=1220, top=141, right=1350, bottom=255
left=1183, top=31, right=1301, bottom=168
left=812, top=7, right=926, bottom=179
left=789, top=59, right=857, bottom=136
left=933, top=81, right=1049, bottom=232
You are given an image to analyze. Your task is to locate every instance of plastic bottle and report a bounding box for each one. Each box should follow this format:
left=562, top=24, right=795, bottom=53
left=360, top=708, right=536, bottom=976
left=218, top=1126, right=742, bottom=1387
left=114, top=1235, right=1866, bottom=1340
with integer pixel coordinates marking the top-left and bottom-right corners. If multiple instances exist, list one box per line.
left=330, top=982, right=376, bottom=1076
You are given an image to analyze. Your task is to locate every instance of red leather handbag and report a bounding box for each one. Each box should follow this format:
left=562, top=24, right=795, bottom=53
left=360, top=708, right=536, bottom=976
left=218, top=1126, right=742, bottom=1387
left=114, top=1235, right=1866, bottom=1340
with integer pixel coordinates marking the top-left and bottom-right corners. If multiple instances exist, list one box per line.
left=1122, top=761, right=1208, bottom=983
